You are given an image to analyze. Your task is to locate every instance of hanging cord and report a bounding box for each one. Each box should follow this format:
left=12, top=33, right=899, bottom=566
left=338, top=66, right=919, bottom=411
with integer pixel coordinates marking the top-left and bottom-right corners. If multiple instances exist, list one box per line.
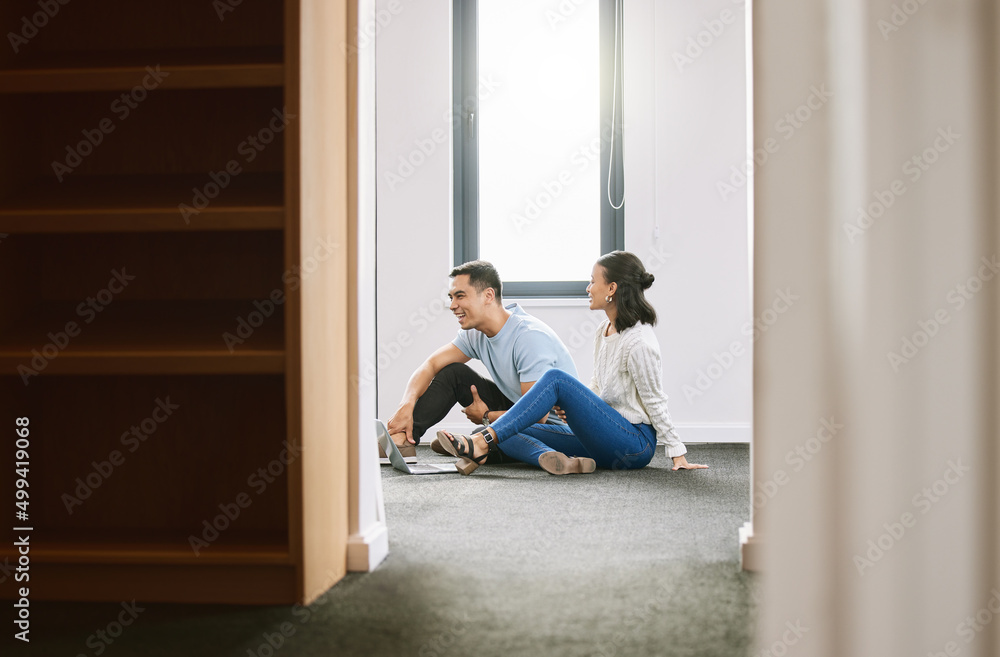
left=607, top=0, right=625, bottom=210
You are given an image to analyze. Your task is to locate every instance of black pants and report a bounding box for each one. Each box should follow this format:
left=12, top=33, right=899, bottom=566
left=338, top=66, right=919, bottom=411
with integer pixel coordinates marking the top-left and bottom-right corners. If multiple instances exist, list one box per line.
left=412, top=362, right=516, bottom=462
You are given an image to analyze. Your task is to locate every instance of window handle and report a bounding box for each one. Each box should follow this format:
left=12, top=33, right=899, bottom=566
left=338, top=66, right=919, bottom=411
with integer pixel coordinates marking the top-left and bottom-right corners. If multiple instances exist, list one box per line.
left=468, top=110, right=475, bottom=138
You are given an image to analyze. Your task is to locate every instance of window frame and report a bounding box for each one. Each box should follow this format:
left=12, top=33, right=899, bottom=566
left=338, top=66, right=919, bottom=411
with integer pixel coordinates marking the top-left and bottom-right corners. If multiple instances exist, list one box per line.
left=453, top=0, right=625, bottom=298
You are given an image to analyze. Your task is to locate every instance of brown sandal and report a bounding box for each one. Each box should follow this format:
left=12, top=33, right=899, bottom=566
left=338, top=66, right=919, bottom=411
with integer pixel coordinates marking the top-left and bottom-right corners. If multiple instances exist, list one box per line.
left=435, top=430, right=492, bottom=475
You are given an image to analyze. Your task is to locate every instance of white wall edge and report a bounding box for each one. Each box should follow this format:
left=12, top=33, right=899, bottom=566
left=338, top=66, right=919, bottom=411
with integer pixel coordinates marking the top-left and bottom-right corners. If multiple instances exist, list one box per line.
left=346, top=521, right=389, bottom=572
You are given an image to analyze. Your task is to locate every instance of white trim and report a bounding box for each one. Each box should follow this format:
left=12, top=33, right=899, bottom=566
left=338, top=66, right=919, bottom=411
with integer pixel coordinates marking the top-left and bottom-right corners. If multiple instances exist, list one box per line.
left=430, top=421, right=751, bottom=444
left=739, top=521, right=761, bottom=571
left=347, top=521, right=389, bottom=572
left=671, top=422, right=751, bottom=444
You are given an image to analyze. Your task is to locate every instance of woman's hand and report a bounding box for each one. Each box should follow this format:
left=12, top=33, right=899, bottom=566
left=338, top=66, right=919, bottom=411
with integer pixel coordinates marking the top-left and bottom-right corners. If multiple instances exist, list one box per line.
left=553, top=405, right=567, bottom=421
left=672, top=455, right=708, bottom=470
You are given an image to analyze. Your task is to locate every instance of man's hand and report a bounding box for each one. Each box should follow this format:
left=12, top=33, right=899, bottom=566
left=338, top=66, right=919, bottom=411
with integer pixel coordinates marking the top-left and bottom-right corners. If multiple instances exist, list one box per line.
left=671, top=455, right=708, bottom=471
left=462, top=385, right=489, bottom=424
left=386, top=403, right=416, bottom=445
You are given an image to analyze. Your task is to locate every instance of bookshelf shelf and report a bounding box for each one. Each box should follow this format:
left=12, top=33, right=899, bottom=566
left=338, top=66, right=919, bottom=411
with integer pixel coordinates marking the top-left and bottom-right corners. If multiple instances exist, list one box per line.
left=0, top=47, right=284, bottom=93
left=0, top=173, right=284, bottom=233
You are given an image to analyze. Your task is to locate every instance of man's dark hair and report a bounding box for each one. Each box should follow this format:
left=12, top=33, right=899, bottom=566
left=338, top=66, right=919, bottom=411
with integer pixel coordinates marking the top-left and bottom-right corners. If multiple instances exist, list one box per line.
left=449, top=260, right=503, bottom=302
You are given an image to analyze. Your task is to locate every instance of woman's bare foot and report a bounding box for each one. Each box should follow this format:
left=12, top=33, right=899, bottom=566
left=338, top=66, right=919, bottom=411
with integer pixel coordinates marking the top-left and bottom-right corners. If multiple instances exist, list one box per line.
left=464, top=432, right=491, bottom=461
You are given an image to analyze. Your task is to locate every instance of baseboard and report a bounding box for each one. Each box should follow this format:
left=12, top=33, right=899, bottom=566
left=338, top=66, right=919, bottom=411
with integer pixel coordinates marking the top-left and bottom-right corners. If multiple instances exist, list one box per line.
left=346, top=522, right=389, bottom=572
left=430, top=421, right=751, bottom=444
left=739, top=522, right=762, bottom=571
left=672, top=422, right=751, bottom=444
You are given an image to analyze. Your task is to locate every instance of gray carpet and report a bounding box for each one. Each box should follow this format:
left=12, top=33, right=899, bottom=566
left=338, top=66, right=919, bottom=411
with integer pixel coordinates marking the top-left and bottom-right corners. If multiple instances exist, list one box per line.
left=14, top=444, right=756, bottom=657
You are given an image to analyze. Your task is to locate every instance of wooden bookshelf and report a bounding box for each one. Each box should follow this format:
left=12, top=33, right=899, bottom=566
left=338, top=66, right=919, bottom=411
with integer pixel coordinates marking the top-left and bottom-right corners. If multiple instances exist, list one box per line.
left=0, top=300, right=285, bottom=374
left=0, top=173, right=284, bottom=232
left=0, top=0, right=353, bottom=605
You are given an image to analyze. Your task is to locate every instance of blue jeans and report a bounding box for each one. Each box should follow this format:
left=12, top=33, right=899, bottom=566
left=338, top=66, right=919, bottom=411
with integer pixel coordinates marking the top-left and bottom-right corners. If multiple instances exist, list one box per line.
left=491, top=369, right=657, bottom=470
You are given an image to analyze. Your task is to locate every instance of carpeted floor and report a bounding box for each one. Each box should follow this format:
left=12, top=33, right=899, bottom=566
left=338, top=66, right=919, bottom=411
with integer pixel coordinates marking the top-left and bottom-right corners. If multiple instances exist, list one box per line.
left=15, top=444, right=756, bottom=657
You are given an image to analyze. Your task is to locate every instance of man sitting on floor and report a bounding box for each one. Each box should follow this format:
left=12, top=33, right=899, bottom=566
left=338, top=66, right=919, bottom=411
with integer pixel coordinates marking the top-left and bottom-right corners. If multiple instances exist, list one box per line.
left=382, top=260, right=578, bottom=463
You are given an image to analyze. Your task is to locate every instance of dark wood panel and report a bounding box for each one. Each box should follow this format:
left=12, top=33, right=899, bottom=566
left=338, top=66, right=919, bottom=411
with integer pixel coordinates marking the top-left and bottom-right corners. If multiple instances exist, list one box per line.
left=0, top=1, right=284, bottom=69
left=0, top=87, right=287, bottom=179
left=0, top=374, right=289, bottom=532
left=0, top=173, right=284, bottom=232
left=3, top=231, right=285, bottom=301
left=0, top=300, right=285, bottom=374
left=0, top=47, right=284, bottom=93
left=0, top=563, right=297, bottom=604
left=0, top=528, right=290, bottom=565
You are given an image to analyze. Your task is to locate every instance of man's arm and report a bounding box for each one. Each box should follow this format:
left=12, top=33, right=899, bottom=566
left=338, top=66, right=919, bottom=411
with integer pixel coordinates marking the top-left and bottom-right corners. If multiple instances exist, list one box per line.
left=387, top=343, right=469, bottom=443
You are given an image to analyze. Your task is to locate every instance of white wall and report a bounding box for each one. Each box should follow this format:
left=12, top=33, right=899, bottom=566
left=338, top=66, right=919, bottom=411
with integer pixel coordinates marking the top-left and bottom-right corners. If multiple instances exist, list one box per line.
left=375, top=0, right=751, bottom=443
left=348, top=0, right=388, bottom=573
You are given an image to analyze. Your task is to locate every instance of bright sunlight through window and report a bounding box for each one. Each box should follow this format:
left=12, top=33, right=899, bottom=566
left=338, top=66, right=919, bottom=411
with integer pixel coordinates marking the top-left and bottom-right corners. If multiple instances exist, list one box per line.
left=477, top=0, right=601, bottom=284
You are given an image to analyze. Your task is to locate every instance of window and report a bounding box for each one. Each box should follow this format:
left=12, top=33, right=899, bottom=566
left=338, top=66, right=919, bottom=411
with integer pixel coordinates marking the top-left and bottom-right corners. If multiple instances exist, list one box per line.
left=454, top=0, right=625, bottom=298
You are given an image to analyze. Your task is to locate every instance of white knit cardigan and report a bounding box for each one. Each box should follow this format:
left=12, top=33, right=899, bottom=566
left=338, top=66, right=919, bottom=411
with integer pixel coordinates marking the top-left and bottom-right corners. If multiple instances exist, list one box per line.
left=589, top=319, right=687, bottom=458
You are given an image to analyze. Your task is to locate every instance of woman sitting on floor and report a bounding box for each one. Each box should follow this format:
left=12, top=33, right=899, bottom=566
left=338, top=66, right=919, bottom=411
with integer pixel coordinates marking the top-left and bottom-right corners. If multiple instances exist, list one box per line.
left=439, top=250, right=707, bottom=475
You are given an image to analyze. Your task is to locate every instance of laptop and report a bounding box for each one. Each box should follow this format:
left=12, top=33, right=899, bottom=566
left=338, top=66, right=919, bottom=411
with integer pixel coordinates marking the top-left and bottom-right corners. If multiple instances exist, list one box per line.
left=375, top=420, right=458, bottom=475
